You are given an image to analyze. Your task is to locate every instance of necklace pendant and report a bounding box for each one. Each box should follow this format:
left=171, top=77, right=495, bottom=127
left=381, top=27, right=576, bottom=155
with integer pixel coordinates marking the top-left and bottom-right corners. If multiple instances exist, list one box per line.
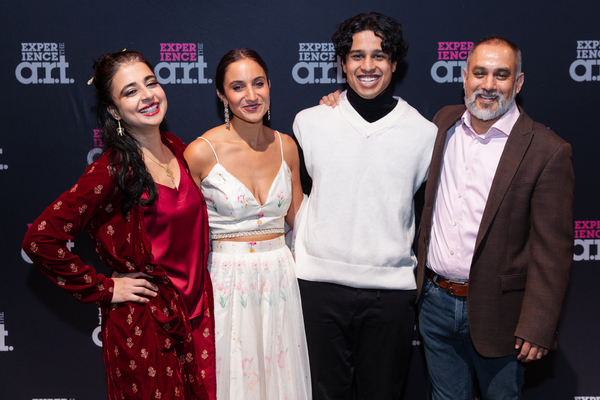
left=165, top=165, right=175, bottom=184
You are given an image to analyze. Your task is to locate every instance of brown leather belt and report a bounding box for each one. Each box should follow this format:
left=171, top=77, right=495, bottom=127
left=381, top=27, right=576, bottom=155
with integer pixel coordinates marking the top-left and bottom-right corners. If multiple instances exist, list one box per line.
left=426, top=267, right=468, bottom=297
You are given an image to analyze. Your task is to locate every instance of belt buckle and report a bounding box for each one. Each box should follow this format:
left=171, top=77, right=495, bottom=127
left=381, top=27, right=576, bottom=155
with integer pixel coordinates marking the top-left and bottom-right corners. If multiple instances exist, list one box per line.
left=447, top=284, right=456, bottom=295
left=445, top=279, right=467, bottom=297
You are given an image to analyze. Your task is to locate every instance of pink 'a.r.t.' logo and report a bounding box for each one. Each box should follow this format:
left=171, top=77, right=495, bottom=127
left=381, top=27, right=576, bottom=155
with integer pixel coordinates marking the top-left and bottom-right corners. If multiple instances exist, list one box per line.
left=431, top=41, right=473, bottom=83
left=437, top=41, right=473, bottom=60
left=574, top=220, right=600, bottom=261
left=159, top=43, right=197, bottom=62
left=155, top=42, right=210, bottom=85
left=87, top=129, right=104, bottom=165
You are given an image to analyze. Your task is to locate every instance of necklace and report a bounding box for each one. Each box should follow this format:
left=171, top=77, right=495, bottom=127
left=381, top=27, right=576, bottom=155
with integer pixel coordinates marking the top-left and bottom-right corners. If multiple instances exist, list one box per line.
left=142, top=144, right=175, bottom=186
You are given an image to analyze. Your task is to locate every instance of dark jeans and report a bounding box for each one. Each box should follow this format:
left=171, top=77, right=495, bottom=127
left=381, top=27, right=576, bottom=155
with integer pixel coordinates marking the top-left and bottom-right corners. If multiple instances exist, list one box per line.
left=418, top=278, right=524, bottom=400
left=299, top=279, right=416, bottom=400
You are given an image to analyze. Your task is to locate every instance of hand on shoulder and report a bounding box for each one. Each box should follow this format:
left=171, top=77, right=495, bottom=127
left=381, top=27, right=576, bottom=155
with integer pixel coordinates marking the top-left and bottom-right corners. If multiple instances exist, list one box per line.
left=319, top=89, right=344, bottom=108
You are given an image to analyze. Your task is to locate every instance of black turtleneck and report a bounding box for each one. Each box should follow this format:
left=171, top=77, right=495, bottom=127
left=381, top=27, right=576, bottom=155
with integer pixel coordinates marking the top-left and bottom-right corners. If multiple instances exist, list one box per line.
left=346, top=85, right=398, bottom=123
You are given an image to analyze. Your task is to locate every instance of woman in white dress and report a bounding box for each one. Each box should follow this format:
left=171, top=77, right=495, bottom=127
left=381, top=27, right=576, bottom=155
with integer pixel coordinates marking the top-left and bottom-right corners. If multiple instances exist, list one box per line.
left=184, top=48, right=311, bottom=400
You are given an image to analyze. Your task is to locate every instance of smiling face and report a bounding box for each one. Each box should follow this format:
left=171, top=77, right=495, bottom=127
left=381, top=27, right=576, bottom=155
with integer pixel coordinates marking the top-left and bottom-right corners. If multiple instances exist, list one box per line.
left=463, top=41, right=524, bottom=124
left=108, top=61, right=167, bottom=137
left=342, top=30, right=397, bottom=99
left=219, top=58, right=270, bottom=125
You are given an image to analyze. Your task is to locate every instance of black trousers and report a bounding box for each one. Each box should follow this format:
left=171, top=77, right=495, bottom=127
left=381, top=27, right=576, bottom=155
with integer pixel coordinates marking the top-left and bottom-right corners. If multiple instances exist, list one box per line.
left=298, top=279, right=416, bottom=400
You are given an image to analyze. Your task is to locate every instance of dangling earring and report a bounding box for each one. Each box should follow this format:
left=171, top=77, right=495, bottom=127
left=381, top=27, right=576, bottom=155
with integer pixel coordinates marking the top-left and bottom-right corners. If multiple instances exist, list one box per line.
left=224, top=103, right=230, bottom=129
left=268, top=106, right=271, bottom=121
left=117, top=120, right=124, bottom=137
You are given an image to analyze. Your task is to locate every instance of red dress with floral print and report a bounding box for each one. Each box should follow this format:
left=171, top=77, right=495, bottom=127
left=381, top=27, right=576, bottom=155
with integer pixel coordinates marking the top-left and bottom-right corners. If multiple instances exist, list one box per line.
left=23, top=132, right=216, bottom=400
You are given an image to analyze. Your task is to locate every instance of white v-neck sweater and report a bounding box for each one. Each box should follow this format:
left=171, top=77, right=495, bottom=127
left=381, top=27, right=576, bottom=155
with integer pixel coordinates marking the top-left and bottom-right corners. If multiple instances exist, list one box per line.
left=292, top=92, right=436, bottom=290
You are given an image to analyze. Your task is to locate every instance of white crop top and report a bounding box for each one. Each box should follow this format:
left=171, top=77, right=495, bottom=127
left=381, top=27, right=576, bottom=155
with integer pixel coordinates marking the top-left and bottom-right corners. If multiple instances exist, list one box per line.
left=199, top=132, right=292, bottom=239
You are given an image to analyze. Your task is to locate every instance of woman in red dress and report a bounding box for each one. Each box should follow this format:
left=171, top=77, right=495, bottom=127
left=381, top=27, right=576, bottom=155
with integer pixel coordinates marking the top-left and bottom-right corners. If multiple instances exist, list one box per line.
left=22, top=51, right=216, bottom=400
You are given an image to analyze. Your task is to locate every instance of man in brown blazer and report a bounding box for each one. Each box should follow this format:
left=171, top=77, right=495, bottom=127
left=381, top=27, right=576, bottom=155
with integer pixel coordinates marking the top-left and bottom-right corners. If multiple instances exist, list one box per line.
left=416, top=36, right=574, bottom=399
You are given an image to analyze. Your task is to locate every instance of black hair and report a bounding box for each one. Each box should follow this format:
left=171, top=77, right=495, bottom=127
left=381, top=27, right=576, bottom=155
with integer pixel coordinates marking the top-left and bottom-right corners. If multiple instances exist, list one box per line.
left=331, top=12, right=409, bottom=64
left=92, top=51, right=158, bottom=214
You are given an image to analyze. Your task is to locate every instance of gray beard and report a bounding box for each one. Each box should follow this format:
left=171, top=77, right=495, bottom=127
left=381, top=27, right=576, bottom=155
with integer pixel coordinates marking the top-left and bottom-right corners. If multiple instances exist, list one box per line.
left=464, top=89, right=515, bottom=121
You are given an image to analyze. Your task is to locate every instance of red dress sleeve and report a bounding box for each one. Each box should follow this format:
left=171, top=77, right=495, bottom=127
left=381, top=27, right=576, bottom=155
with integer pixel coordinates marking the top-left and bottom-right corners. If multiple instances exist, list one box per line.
left=22, top=157, right=116, bottom=305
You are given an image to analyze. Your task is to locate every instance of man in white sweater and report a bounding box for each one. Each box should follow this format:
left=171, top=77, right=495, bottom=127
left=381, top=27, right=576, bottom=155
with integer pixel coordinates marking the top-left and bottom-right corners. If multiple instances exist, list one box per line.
left=292, top=12, right=437, bottom=400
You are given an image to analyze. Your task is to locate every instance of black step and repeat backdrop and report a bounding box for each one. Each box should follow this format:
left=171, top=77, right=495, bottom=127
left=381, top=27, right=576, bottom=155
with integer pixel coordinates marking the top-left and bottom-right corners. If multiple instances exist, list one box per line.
left=1, top=1, right=599, bottom=399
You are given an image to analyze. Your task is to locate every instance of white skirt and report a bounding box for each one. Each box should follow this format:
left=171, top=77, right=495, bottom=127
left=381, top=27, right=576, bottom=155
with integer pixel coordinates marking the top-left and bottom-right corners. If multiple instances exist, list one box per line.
left=209, top=236, right=311, bottom=400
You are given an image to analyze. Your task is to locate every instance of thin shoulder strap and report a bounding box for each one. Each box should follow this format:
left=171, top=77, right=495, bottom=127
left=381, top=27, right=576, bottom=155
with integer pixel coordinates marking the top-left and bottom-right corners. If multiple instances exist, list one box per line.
left=198, top=136, right=219, bottom=163
left=276, top=131, right=284, bottom=162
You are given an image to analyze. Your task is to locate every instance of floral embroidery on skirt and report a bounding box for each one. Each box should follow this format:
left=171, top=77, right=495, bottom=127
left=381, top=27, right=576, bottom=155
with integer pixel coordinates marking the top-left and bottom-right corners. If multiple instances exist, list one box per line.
left=209, top=237, right=311, bottom=399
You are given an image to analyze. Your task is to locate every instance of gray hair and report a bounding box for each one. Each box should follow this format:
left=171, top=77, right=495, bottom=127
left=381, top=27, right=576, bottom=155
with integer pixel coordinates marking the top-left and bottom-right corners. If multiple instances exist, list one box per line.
left=466, top=35, right=522, bottom=76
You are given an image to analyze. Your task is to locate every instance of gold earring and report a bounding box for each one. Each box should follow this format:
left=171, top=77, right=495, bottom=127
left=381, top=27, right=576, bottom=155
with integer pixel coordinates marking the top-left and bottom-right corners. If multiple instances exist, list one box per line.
left=117, top=120, right=124, bottom=136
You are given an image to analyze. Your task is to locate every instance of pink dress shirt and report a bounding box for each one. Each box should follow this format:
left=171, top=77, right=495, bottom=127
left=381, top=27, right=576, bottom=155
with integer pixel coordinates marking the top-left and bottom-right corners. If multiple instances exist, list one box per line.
left=427, top=104, right=520, bottom=279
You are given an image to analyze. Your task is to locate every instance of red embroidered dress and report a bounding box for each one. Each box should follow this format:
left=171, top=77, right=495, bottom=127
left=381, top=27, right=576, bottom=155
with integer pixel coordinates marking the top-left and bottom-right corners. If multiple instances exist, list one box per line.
left=23, top=132, right=215, bottom=400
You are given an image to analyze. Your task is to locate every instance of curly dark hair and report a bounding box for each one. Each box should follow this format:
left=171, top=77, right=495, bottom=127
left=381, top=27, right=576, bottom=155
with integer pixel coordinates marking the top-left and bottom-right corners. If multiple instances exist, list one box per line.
left=331, top=12, right=408, bottom=64
left=92, top=51, right=159, bottom=214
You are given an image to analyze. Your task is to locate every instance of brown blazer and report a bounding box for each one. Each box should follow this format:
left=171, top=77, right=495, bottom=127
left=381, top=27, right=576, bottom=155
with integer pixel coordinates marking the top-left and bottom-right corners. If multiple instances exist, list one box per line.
left=416, top=105, right=574, bottom=358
